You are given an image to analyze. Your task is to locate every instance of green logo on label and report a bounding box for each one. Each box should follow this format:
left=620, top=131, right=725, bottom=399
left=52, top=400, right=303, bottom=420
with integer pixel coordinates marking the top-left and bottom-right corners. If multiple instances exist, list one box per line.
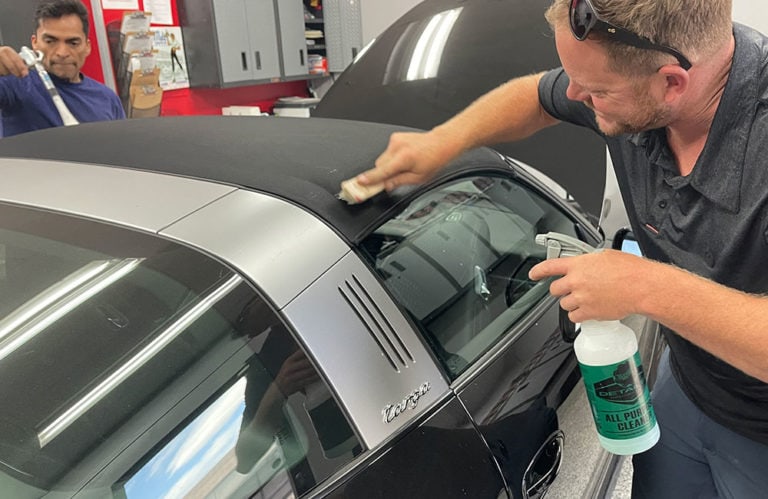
left=579, top=353, right=657, bottom=440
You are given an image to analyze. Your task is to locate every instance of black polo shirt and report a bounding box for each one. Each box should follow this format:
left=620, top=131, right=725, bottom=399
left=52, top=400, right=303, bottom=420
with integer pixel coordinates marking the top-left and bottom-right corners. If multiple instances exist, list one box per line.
left=539, top=23, right=768, bottom=445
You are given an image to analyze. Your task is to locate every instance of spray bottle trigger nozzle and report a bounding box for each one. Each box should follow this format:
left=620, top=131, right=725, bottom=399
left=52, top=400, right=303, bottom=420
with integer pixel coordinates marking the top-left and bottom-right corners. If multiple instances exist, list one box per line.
left=19, top=47, right=43, bottom=67
left=535, top=232, right=596, bottom=259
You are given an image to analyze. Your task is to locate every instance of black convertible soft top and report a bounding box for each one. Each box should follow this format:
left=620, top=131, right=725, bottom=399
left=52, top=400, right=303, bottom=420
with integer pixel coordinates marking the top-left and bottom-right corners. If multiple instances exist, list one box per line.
left=0, top=116, right=514, bottom=242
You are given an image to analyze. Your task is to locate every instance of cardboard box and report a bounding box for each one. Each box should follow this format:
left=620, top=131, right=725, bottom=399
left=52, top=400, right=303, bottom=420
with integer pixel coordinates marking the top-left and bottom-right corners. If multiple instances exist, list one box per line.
left=129, top=67, right=160, bottom=87
left=128, top=84, right=163, bottom=118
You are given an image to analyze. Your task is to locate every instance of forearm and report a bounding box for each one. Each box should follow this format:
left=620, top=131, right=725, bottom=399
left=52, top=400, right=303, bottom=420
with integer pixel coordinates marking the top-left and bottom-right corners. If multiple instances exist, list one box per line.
left=362, top=72, right=561, bottom=189
left=640, top=262, right=768, bottom=383
left=431, top=72, right=559, bottom=155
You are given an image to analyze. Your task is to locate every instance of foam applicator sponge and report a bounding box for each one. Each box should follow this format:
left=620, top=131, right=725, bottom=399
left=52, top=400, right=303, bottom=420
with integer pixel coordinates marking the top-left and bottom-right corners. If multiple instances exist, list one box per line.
left=337, top=178, right=386, bottom=204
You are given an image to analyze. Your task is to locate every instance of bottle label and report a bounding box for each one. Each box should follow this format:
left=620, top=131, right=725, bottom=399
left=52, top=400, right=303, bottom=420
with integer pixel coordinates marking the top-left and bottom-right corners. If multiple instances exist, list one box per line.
left=579, top=352, right=657, bottom=440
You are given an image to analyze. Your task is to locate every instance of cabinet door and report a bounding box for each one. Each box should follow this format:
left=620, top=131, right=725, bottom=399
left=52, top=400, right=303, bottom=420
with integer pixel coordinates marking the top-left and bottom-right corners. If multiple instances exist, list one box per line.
left=275, top=0, right=308, bottom=78
left=244, top=0, right=281, bottom=80
left=213, top=0, right=254, bottom=83
left=324, top=0, right=362, bottom=72
left=338, top=0, right=363, bottom=69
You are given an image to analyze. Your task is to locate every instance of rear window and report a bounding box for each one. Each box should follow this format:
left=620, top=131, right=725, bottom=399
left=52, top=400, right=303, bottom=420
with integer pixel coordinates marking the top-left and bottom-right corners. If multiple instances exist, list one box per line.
left=0, top=203, right=360, bottom=497
left=360, top=176, right=578, bottom=379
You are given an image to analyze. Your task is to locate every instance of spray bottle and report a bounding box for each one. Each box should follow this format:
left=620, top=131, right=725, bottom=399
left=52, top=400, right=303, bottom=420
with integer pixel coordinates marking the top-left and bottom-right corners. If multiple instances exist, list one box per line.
left=18, top=46, right=79, bottom=127
left=535, top=232, right=660, bottom=455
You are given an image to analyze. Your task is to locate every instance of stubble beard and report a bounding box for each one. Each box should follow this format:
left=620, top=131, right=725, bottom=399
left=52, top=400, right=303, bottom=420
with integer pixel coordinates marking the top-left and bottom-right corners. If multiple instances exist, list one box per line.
left=593, top=90, right=672, bottom=136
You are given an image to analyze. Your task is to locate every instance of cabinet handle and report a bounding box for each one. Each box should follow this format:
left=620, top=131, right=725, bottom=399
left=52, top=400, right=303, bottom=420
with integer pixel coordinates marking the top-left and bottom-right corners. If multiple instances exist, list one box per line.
left=299, top=49, right=305, bottom=66
left=241, top=52, right=248, bottom=71
left=352, top=47, right=358, bottom=60
left=255, top=51, right=262, bottom=70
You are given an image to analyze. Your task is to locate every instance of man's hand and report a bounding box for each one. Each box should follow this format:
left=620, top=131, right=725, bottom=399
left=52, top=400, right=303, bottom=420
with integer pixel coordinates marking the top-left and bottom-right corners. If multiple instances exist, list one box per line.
left=529, top=249, right=650, bottom=323
left=356, top=129, right=463, bottom=191
left=0, top=46, right=30, bottom=78
left=274, top=350, right=319, bottom=396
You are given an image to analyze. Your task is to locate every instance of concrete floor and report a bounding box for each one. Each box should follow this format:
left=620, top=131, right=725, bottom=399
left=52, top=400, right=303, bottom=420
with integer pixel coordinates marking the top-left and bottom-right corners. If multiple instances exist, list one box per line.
left=548, top=385, right=633, bottom=499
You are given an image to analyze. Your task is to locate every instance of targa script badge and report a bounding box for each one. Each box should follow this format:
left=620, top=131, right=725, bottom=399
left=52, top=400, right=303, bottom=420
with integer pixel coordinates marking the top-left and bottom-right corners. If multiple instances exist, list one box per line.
left=382, top=382, right=431, bottom=423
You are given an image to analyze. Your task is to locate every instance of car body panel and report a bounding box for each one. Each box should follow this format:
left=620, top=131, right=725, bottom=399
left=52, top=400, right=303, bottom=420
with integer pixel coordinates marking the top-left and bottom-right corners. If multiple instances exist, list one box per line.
left=283, top=251, right=450, bottom=449
left=161, top=189, right=349, bottom=309
left=0, top=157, right=235, bottom=232
left=456, top=301, right=577, bottom=496
left=324, top=397, right=507, bottom=498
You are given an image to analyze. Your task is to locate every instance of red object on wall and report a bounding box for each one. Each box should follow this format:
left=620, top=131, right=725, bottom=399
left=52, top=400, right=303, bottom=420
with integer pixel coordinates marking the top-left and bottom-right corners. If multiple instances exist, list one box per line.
left=81, top=4, right=105, bottom=84
left=82, top=0, right=310, bottom=116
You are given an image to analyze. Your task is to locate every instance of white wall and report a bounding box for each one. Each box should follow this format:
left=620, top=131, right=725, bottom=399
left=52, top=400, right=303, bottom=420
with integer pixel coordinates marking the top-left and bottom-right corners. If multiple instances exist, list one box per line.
left=360, top=0, right=421, bottom=45
left=733, top=0, right=768, bottom=34
left=359, top=0, right=768, bottom=46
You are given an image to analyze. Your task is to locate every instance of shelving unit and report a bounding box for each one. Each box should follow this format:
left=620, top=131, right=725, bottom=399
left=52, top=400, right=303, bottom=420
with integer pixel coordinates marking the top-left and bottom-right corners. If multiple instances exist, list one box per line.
left=304, top=1, right=328, bottom=75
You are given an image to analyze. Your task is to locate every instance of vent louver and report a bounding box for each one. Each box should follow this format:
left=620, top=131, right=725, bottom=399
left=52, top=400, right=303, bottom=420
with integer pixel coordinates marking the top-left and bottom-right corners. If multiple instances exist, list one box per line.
left=338, top=274, right=414, bottom=372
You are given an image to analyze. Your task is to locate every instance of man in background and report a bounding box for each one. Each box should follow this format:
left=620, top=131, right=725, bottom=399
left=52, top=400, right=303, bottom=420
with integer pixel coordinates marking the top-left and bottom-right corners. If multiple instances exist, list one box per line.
left=0, top=0, right=124, bottom=137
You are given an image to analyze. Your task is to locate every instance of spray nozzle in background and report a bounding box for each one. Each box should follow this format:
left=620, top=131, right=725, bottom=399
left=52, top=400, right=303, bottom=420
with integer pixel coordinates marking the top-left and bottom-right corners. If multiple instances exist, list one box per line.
left=19, top=47, right=43, bottom=67
left=17, top=46, right=79, bottom=127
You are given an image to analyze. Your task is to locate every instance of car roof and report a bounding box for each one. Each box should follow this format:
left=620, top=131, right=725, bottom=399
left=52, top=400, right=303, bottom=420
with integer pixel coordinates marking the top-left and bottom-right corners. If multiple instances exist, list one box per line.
left=0, top=116, right=512, bottom=243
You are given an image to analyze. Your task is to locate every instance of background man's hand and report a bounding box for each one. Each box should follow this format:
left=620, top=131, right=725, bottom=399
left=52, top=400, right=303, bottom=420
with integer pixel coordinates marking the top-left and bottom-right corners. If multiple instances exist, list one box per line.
left=0, top=46, right=30, bottom=78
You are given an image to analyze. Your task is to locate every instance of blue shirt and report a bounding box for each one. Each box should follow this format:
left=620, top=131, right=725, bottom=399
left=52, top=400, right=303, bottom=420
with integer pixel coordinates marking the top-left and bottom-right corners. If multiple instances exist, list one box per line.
left=0, top=72, right=125, bottom=137
left=539, top=23, right=768, bottom=444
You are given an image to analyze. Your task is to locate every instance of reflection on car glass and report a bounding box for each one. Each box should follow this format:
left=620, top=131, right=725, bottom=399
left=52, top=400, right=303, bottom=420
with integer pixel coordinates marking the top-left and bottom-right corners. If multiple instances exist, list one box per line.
left=118, top=306, right=361, bottom=498
left=361, top=176, right=577, bottom=379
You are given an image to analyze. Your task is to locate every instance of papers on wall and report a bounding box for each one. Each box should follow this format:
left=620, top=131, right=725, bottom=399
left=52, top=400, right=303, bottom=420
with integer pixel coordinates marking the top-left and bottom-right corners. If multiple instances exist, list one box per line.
left=102, top=0, right=139, bottom=11
left=145, top=0, right=174, bottom=25
left=120, top=11, right=151, bottom=34
left=153, top=27, right=189, bottom=90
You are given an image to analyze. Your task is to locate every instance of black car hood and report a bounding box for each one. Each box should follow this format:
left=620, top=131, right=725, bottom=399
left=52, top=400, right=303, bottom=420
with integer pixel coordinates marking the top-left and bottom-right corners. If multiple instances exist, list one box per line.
left=314, top=0, right=606, bottom=216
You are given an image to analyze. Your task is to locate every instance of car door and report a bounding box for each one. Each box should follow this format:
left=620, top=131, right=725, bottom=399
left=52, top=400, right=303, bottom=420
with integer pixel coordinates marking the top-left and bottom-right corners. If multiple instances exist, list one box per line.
left=358, top=172, right=601, bottom=498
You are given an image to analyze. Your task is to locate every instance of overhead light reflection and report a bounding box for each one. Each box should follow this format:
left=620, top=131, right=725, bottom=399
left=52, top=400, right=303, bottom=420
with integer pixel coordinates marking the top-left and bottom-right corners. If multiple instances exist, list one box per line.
left=37, top=274, right=243, bottom=447
left=0, top=258, right=144, bottom=364
left=406, top=7, right=463, bottom=81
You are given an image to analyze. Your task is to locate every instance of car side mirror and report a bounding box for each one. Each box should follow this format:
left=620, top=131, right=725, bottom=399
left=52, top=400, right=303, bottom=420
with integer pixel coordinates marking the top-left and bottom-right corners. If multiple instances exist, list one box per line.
left=559, top=308, right=579, bottom=343
left=612, top=227, right=641, bottom=255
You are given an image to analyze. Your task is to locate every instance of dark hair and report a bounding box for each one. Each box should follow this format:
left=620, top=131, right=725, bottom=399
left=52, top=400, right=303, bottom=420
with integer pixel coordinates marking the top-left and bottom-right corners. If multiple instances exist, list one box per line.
left=34, top=0, right=90, bottom=36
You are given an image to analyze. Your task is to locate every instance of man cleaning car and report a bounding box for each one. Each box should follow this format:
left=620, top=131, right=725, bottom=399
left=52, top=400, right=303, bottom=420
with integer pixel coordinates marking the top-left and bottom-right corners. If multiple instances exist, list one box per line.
left=354, top=0, right=768, bottom=497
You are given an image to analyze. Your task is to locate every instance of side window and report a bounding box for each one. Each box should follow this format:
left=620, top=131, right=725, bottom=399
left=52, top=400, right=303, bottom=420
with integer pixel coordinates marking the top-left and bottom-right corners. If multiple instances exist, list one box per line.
left=0, top=204, right=361, bottom=499
left=115, top=291, right=363, bottom=499
left=360, top=176, right=579, bottom=379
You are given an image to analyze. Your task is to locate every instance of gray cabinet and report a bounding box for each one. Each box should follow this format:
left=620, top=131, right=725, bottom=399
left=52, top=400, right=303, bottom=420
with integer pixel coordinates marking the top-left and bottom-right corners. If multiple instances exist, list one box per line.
left=214, top=0, right=281, bottom=83
left=179, top=0, right=307, bottom=87
left=276, top=0, right=308, bottom=78
left=324, top=0, right=363, bottom=72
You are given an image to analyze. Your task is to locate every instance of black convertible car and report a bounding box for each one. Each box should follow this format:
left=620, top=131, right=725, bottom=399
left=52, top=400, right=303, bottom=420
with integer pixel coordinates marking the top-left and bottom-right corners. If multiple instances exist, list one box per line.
left=0, top=114, right=603, bottom=498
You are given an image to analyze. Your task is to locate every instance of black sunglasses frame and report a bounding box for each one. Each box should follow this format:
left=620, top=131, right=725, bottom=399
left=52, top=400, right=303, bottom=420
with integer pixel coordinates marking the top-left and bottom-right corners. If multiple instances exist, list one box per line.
left=569, top=0, right=692, bottom=70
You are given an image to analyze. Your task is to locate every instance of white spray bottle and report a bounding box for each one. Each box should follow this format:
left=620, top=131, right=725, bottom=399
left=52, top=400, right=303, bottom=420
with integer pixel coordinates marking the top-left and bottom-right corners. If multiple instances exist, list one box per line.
left=536, top=232, right=660, bottom=455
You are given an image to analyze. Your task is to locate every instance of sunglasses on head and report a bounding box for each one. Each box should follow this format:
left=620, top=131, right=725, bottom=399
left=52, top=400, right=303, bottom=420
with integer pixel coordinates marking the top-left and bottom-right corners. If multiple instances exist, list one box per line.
left=569, top=0, right=692, bottom=70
